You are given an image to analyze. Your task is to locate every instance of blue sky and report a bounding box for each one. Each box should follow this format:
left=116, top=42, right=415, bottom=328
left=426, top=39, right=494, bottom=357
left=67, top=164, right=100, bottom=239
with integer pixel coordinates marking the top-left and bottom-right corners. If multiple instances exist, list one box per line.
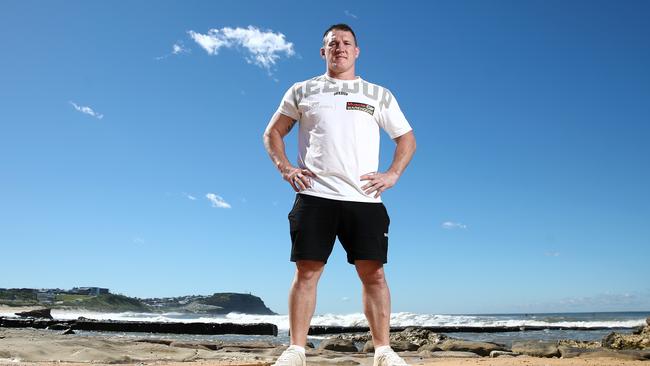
left=1, top=1, right=649, bottom=315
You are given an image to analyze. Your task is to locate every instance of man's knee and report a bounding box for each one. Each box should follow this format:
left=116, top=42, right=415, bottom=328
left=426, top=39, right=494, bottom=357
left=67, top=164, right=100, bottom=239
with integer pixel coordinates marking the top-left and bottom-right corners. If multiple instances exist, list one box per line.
left=355, top=260, right=386, bottom=286
left=295, top=260, right=325, bottom=283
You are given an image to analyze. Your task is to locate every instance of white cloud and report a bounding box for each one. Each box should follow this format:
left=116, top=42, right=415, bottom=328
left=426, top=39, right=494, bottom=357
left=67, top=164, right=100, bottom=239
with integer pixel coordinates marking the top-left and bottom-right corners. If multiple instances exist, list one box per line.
left=188, top=26, right=295, bottom=72
left=69, top=101, right=103, bottom=119
left=344, top=10, right=358, bottom=19
left=155, top=42, right=190, bottom=60
left=172, top=42, right=189, bottom=55
left=206, top=193, right=231, bottom=209
left=341, top=296, right=350, bottom=302
left=182, top=192, right=197, bottom=201
left=441, top=221, right=467, bottom=230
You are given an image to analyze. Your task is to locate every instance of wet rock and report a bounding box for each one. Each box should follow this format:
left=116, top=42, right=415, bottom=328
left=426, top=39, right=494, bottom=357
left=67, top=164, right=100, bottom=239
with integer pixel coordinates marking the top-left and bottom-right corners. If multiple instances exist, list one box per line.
left=133, top=339, right=174, bottom=346
left=647, top=317, right=650, bottom=326
left=489, top=350, right=519, bottom=358
left=438, top=339, right=508, bottom=356
left=558, top=346, right=650, bottom=359
left=336, top=327, right=446, bottom=347
left=318, top=338, right=358, bottom=352
left=362, top=340, right=418, bottom=353
left=15, top=308, right=53, bottom=319
left=417, top=343, right=442, bottom=352
left=362, top=341, right=373, bottom=353
left=559, top=346, right=590, bottom=358
left=602, top=330, right=650, bottom=350
left=334, top=332, right=371, bottom=343
left=558, top=339, right=601, bottom=349
left=46, top=323, right=70, bottom=331
left=61, top=328, right=75, bottom=335
left=391, top=327, right=446, bottom=346
left=71, top=318, right=278, bottom=335
left=169, top=341, right=212, bottom=351
left=421, top=350, right=480, bottom=358
left=511, top=340, right=560, bottom=358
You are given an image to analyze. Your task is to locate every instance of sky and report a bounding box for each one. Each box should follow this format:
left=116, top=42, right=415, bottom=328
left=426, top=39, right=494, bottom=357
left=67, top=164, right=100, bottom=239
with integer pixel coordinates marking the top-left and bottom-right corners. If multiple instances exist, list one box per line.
left=1, top=0, right=649, bottom=315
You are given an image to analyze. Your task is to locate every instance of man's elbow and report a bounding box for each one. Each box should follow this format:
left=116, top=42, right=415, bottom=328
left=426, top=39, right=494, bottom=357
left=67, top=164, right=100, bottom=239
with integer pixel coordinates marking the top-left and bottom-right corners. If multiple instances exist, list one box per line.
left=396, top=130, right=416, bottom=151
left=262, top=126, right=276, bottom=143
left=410, top=132, right=417, bottom=153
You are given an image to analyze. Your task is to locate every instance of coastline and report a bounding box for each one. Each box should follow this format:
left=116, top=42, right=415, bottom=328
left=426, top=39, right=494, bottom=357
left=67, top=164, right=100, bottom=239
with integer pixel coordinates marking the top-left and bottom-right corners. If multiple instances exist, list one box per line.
left=1, top=327, right=649, bottom=365
left=2, top=306, right=649, bottom=364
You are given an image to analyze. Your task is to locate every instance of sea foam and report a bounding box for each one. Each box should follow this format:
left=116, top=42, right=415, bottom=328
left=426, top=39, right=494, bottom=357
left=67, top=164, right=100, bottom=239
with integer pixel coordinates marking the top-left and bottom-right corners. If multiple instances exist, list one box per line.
left=1, top=310, right=643, bottom=331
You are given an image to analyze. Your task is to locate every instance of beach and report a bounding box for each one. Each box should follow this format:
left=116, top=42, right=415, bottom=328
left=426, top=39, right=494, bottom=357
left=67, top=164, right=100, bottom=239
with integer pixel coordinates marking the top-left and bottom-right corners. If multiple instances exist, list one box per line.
left=2, top=305, right=650, bottom=365
left=1, top=327, right=649, bottom=366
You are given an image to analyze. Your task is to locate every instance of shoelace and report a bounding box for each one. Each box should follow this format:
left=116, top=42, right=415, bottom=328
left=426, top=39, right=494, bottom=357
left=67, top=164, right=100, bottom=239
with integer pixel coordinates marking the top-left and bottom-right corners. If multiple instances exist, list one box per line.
left=378, top=350, right=408, bottom=366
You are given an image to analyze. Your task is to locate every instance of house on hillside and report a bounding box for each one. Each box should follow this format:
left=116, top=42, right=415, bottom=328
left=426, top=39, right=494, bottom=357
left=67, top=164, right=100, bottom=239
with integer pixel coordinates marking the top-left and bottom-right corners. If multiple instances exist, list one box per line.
left=36, top=290, right=56, bottom=304
left=70, top=287, right=110, bottom=296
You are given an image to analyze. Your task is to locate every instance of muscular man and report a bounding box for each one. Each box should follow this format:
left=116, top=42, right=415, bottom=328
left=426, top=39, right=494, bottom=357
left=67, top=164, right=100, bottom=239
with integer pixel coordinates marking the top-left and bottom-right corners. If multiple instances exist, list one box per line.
left=263, top=23, right=416, bottom=366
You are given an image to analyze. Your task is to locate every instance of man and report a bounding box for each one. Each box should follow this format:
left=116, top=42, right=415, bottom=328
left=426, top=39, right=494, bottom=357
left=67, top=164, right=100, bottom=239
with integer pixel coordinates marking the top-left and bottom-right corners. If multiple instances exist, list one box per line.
left=263, top=24, right=416, bottom=366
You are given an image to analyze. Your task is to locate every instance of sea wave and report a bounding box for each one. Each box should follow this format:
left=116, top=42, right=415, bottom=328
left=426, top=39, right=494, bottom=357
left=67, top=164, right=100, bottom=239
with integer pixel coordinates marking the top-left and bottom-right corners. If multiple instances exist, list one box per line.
left=1, top=310, right=644, bottom=330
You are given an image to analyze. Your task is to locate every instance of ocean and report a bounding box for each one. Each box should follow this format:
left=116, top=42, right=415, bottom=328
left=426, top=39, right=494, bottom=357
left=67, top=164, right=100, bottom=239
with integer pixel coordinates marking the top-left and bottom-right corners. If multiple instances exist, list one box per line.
left=2, top=309, right=648, bottom=348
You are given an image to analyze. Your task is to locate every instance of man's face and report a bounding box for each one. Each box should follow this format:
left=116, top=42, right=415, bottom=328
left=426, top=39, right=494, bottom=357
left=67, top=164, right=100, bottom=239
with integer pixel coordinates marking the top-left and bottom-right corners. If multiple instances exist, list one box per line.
left=321, top=29, right=360, bottom=74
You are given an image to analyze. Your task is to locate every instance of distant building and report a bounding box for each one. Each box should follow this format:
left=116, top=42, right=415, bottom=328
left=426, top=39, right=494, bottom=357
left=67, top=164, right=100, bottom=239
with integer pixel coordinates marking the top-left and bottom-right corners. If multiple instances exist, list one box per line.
left=70, top=287, right=110, bottom=296
left=36, top=291, right=55, bottom=303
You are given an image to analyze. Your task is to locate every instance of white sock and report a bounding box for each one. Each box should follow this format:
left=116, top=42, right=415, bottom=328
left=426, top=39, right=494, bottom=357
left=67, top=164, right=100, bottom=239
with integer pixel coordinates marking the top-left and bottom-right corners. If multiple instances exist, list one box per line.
left=288, top=345, right=306, bottom=355
left=374, top=345, right=392, bottom=357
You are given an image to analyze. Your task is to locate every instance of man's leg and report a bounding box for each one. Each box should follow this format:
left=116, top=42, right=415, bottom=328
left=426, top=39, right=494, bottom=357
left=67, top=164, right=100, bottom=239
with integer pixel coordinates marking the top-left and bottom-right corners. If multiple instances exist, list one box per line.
left=356, top=260, right=408, bottom=366
left=355, top=259, right=390, bottom=347
left=289, top=259, right=325, bottom=346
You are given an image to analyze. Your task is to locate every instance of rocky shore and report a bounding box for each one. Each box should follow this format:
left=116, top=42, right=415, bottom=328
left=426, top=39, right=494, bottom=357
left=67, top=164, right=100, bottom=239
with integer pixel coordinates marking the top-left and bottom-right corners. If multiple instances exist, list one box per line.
left=324, top=321, right=650, bottom=361
left=1, top=313, right=650, bottom=364
left=1, top=307, right=649, bottom=364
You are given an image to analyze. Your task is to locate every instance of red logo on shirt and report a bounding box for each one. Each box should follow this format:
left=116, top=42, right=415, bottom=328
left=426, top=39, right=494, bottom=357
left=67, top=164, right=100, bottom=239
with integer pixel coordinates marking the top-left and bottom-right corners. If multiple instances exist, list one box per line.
left=346, top=102, right=375, bottom=116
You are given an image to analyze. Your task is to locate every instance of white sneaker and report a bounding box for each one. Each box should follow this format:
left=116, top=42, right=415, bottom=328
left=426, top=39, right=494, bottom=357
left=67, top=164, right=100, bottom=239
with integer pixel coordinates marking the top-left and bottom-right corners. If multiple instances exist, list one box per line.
left=273, top=347, right=306, bottom=366
left=373, top=348, right=408, bottom=366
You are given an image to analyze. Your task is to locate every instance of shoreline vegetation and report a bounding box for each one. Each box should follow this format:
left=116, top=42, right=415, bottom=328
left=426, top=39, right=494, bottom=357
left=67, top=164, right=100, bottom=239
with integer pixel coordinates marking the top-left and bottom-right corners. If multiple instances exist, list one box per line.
left=0, top=288, right=275, bottom=314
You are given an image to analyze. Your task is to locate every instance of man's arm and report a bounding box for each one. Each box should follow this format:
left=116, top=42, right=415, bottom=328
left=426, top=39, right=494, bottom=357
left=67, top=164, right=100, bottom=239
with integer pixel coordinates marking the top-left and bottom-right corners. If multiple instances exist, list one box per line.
left=360, top=130, right=416, bottom=198
left=263, top=112, right=315, bottom=192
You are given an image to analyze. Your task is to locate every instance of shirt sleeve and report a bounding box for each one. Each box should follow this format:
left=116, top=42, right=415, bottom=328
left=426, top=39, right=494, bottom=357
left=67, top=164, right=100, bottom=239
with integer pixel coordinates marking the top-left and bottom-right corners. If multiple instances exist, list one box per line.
left=276, top=83, right=301, bottom=121
left=376, top=89, right=413, bottom=139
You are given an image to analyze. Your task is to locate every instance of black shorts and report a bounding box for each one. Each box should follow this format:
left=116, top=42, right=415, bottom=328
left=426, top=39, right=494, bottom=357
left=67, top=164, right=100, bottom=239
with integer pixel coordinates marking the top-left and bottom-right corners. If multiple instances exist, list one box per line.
left=287, top=193, right=390, bottom=264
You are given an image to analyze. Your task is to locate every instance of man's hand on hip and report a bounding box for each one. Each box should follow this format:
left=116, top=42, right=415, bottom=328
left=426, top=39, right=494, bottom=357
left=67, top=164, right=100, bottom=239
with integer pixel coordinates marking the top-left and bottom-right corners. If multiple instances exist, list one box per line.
left=283, top=166, right=316, bottom=192
left=360, top=171, right=400, bottom=198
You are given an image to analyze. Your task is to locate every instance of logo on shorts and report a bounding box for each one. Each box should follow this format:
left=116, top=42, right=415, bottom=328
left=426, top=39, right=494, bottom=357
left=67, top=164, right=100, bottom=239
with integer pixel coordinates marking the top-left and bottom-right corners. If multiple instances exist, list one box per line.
left=346, top=102, right=375, bottom=116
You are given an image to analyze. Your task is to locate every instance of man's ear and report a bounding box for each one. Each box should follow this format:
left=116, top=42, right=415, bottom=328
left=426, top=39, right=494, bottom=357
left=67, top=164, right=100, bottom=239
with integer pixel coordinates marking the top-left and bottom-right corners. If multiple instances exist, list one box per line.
left=320, top=47, right=325, bottom=59
left=355, top=47, right=360, bottom=59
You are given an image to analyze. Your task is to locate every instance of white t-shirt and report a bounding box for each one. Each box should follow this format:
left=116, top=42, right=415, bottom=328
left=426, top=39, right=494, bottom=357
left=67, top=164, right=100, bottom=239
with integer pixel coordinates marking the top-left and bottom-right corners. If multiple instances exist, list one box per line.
left=276, top=74, right=412, bottom=203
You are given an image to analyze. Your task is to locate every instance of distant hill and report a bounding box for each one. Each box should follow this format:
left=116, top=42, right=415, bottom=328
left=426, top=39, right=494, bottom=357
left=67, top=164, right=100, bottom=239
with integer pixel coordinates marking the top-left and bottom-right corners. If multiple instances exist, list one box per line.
left=0, top=288, right=275, bottom=315
left=142, top=292, right=276, bottom=315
